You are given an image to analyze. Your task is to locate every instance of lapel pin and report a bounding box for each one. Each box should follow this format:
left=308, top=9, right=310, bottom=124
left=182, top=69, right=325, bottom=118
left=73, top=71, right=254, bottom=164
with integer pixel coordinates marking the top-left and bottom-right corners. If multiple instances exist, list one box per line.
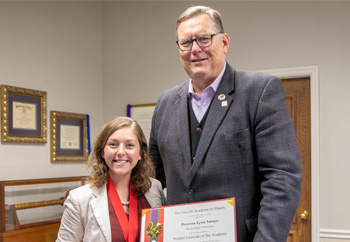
left=221, top=101, right=227, bottom=107
left=218, top=94, right=226, bottom=101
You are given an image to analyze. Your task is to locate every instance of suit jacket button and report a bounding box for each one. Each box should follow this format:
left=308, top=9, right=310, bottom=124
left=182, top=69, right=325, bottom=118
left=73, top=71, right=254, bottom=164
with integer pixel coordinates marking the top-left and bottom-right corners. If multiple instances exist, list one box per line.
left=188, top=188, right=194, bottom=195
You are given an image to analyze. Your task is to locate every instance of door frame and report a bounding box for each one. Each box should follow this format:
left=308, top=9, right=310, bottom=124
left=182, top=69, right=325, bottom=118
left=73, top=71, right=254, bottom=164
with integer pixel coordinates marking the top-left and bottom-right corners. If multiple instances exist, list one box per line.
left=259, top=65, right=319, bottom=242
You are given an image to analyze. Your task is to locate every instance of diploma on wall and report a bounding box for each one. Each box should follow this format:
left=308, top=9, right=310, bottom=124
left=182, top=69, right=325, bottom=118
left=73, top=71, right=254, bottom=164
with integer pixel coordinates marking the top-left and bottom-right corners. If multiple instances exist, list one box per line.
left=12, top=101, right=37, bottom=130
left=140, top=197, right=237, bottom=242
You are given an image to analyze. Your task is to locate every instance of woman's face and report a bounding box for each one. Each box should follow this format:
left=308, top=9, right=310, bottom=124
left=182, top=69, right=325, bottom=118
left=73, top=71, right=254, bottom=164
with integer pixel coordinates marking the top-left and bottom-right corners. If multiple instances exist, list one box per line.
left=102, top=127, right=141, bottom=179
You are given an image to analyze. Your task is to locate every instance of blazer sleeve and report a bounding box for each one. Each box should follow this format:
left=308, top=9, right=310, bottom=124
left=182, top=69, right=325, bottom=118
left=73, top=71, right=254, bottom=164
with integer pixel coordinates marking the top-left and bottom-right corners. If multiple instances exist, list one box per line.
left=56, top=189, right=85, bottom=242
left=149, top=96, right=166, bottom=188
left=145, top=178, right=166, bottom=207
left=253, top=76, right=302, bottom=241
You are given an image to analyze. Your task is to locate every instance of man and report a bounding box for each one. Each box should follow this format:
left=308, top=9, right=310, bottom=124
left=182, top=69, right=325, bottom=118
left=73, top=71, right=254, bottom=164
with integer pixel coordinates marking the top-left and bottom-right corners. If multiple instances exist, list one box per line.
left=149, top=6, right=302, bottom=242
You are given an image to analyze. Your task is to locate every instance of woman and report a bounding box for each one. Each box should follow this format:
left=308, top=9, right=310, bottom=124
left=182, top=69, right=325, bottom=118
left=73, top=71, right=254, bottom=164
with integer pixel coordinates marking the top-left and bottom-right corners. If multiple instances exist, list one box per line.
left=56, top=117, right=165, bottom=242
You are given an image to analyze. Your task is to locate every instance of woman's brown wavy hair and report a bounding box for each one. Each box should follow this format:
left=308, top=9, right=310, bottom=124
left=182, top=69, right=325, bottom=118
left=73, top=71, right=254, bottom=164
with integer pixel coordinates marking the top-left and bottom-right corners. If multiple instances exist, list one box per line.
left=86, top=117, right=155, bottom=195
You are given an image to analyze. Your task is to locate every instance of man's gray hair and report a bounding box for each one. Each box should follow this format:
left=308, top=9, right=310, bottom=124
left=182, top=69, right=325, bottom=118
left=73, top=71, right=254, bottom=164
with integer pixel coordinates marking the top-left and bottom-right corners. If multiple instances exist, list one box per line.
left=176, top=6, right=224, bottom=38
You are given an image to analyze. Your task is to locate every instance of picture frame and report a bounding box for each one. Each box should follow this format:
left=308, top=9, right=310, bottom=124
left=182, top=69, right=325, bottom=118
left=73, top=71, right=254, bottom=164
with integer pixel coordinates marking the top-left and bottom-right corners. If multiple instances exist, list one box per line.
left=50, top=111, right=89, bottom=162
left=1, top=85, right=47, bottom=143
left=127, top=103, right=156, bottom=143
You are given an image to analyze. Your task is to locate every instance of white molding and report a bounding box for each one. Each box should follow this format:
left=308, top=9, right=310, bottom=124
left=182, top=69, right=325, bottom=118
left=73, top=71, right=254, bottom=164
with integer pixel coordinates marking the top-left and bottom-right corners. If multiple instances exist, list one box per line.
left=259, top=66, right=320, bottom=242
left=320, top=229, right=350, bottom=239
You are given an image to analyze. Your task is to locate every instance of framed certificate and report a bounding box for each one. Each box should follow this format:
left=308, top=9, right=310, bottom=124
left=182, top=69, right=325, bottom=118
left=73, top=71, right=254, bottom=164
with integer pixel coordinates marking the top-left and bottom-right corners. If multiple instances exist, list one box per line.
left=141, top=198, right=237, bottom=242
left=50, top=111, right=89, bottom=162
left=1, top=85, right=47, bottom=143
left=127, top=103, right=156, bottom=143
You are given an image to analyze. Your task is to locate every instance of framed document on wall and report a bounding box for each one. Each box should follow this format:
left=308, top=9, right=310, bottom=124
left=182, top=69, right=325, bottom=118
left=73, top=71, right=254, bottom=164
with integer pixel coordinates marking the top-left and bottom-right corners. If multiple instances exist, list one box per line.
left=127, top=103, right=156, bottom=142
left=1, top=85, right=47, bottom=143
left=50, top=111, right=89, bottom=162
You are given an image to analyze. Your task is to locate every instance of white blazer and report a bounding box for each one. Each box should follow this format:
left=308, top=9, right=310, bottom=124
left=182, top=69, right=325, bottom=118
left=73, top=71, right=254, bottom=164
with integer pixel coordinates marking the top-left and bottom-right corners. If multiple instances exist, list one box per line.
left=56, top=179, right=165, bottom=242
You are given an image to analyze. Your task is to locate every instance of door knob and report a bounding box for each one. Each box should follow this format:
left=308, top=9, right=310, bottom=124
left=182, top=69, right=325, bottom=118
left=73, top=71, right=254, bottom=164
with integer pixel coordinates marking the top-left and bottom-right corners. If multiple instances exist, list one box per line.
left=300, top=210, right=309, bottom=220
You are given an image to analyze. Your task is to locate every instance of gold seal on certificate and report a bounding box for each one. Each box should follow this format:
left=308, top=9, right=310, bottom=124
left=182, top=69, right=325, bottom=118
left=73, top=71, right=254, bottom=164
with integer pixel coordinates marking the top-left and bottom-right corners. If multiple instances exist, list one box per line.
left=141, top=197, right=237, bottom=242
left=146, top=221, right=163, bottom=238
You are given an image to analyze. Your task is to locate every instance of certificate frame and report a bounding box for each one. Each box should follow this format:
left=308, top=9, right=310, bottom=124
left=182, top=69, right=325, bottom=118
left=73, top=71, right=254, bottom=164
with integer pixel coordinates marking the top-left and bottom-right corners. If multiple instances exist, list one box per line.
left=50, top=111, right=89, bottom=162
left=127, top=103, right=156, bottom=142
left=1, top=85, right=47, bottom=143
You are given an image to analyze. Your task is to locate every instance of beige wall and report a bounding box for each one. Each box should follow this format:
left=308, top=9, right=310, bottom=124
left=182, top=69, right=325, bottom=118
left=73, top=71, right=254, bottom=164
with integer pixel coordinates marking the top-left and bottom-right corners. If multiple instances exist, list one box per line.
left=0, top=1, right=349, bottom=241
left=0, top=1, right=104, bottom=179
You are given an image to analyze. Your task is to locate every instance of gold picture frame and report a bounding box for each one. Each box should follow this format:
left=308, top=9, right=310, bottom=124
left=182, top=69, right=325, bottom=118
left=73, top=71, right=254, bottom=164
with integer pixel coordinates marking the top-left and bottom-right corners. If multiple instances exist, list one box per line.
left=1, top=85, right=47, bottom=143
left=51, top=111, right=89, bottom=162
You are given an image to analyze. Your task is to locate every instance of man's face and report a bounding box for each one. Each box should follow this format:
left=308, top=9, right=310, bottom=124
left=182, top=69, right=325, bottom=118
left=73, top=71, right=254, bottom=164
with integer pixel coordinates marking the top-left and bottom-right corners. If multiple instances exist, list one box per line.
left=177, top=14, right=229, bottom=86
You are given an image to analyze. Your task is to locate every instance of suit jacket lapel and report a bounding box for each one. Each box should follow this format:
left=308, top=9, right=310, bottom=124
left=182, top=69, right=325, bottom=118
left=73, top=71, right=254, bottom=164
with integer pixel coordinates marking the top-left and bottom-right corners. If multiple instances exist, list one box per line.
left=175, top=82, right=193, bottom=177
left=90, top=185, right=111, bottom=242
left=190, top=64, right=235, bottom=180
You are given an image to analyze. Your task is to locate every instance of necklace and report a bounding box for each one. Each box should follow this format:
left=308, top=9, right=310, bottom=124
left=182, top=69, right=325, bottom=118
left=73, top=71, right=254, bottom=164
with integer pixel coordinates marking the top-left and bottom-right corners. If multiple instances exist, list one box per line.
left=121, top=201, right=130, bottom=206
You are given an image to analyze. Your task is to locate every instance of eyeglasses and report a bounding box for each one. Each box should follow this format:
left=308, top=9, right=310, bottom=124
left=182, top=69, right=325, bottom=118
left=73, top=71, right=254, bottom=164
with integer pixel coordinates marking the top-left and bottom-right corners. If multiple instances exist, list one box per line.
left=176, top=33, right=222, bottom=51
